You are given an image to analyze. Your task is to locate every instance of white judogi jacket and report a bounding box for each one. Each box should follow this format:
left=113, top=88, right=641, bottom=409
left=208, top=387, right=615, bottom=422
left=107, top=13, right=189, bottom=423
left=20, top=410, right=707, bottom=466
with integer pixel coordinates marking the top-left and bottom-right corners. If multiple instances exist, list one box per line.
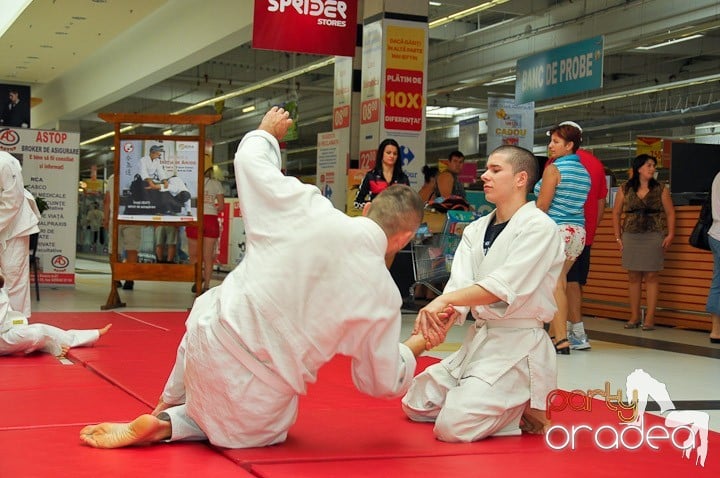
left=442, top=203, right=565, bottom=408
left=0, top=153, right=39, bottom=246
left=160, top=130, right=416, bottom=447
left=0, top=152, right=40, bottom=317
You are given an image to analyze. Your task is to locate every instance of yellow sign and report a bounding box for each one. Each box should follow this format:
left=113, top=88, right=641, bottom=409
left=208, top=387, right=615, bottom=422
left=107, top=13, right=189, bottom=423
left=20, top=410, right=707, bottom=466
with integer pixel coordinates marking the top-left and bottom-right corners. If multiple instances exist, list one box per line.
left=636, top=137, right=663, bottom=167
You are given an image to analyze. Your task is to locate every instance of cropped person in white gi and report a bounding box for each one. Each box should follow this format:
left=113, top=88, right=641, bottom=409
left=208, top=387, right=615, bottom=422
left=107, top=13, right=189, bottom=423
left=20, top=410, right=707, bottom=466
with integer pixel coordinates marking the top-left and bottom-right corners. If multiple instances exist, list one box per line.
left=139, top=145, right=169, bottom=189
left=80, top=107, right=444, bottom=450
left=0, top=274, right=111, bottom=357
left=402, top=145, right=565, bottom=441
left=0, top=151, right=40, bottom=317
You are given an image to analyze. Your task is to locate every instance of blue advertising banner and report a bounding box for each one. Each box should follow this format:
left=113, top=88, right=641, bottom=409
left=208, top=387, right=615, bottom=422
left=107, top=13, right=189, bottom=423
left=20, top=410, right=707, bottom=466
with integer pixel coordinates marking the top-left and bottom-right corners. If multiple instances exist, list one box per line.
left=515, top=36, right=603, bottom=104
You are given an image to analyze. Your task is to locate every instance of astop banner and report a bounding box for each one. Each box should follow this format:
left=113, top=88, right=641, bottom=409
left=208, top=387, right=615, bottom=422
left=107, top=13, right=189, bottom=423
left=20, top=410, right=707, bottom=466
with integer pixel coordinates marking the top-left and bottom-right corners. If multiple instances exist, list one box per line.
left=253, top=0, right=358, bottom=57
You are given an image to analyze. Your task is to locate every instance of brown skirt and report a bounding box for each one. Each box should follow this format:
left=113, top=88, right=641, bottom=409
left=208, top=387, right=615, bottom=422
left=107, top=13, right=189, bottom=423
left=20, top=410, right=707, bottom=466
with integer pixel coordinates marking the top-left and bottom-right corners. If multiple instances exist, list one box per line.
left=621, top=231, right=664, bottom=271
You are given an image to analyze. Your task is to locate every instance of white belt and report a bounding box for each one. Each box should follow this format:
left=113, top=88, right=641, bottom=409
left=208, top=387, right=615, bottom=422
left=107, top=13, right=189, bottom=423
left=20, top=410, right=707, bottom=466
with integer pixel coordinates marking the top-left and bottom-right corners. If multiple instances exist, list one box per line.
left=212, top=320, right=295, bottom=395
left=477, top=318, right=542, bottom=329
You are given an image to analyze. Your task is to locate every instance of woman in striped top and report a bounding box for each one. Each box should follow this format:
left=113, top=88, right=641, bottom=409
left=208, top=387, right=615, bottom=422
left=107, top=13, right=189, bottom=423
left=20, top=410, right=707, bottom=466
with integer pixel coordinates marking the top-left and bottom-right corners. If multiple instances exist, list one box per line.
left=534, top=121, right=591, bottom=354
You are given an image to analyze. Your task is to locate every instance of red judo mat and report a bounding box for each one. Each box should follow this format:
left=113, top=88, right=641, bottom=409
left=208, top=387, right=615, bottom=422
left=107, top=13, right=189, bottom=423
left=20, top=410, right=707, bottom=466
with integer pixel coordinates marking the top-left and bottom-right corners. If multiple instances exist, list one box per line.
left=0, top=426, right=253, bottom=478
left=3, top=311, right=718, bottom=477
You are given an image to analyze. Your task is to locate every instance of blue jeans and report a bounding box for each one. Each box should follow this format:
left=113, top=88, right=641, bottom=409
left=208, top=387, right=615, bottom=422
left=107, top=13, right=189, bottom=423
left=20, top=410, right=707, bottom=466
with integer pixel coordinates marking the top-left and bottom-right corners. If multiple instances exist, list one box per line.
left=706, top=236, right=720, bottom=315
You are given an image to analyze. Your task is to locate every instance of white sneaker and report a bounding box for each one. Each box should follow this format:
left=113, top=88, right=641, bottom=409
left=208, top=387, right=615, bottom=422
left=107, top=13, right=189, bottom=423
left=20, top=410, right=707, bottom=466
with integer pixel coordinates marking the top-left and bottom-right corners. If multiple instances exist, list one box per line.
left=568, top=331, right=591, bottom=350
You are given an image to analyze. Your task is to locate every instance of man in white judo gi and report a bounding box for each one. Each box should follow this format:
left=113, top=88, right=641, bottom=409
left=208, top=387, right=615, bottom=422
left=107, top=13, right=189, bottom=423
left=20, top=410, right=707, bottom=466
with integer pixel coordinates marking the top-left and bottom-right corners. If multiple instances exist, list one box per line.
left=403, top=145, right=566, bottom=441
left=0, top=274, right=112, bottom=357
left=80, top=107, right=446, bottom=449
left=0, top=151, right=40, bottom=317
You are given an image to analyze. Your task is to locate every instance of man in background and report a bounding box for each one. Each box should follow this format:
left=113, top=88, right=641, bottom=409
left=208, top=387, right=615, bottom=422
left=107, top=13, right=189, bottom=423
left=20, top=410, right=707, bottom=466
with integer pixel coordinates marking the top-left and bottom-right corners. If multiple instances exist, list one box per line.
left=0, top=88, right=30, bottom=128
left=435, top=150, right=467, bottom=200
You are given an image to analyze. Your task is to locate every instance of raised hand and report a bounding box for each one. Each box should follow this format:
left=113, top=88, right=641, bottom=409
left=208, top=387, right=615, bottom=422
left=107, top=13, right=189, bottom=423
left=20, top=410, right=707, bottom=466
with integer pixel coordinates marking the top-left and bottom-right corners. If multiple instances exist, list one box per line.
left=258, top=106, right=293, bottom=140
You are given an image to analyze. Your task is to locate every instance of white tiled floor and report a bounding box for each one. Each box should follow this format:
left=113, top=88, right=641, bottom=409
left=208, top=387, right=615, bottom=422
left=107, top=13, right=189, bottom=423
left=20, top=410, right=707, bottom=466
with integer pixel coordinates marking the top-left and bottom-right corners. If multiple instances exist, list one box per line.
left=34, top=257, right=720, bottom=432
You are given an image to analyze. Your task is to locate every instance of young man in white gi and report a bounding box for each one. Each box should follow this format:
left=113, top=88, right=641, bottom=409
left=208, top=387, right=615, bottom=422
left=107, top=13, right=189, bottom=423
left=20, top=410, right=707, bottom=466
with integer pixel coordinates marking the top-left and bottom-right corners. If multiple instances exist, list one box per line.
left=0, top=151, right=40, bottom=317
left=403, top=145, right=565, bottom=441
left=80, top=107, right=445, bottom=449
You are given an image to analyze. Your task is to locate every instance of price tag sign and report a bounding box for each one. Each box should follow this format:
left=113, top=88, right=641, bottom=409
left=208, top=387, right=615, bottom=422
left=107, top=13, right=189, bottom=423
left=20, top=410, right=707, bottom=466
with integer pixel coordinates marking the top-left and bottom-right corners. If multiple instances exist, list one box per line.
left=384, top=69, right=423, bottom=131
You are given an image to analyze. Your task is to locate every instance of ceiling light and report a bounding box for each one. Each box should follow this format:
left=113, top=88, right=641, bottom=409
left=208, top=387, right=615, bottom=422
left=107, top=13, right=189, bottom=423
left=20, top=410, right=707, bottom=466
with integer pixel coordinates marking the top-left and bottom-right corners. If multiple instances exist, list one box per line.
left=429, top=0, right=510, bottom=29
left=482, top=75, right=516, bottom=86
left=429, top=1, right=442, bottom=5
left=241, top=105, right=256, bottom=113
left=635, top=34, right=703, bottom=50
left=535, top=72, right=720, bottom=112
left=172, top=57, right=335, bottom=115
left=80, top=125, right=135, bottom=146
left=426, top=106, right=457, bottom=118
left=162, top=129, right=173, bottom=136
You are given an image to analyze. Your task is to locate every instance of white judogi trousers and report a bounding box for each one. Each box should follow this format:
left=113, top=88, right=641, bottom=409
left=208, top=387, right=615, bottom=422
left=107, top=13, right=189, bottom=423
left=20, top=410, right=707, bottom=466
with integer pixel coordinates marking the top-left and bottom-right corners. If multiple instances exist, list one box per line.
left=0, top=323, right=99, bottom=356
left=0, top=235, right=31, bottom=317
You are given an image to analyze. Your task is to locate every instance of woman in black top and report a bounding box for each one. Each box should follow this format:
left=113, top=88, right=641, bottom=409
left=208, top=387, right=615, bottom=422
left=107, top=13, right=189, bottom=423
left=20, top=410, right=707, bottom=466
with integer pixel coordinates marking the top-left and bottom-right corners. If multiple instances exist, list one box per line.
left=354, top=138, right=410, bottom=209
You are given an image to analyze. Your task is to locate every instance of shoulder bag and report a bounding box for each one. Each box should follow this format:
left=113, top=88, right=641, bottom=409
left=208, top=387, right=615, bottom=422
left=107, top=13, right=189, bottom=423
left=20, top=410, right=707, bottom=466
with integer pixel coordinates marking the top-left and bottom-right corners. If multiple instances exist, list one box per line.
left=689, top=191, right=712, bottom=251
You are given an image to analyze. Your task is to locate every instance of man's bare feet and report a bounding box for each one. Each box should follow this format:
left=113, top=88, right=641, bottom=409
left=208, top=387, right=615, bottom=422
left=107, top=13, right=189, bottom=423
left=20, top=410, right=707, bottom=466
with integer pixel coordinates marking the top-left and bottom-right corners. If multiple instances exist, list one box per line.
left=80, top=414, right=171, bottom=449
left=99, top=324, right=112, bottom=336
left=520, top=405, right=551, bottom=435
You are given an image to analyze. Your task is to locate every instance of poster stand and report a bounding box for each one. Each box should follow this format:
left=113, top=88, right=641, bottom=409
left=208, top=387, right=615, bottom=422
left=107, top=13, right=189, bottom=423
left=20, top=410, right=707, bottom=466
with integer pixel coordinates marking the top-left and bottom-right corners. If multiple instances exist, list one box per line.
left=99, top=112, right=221, bottom=310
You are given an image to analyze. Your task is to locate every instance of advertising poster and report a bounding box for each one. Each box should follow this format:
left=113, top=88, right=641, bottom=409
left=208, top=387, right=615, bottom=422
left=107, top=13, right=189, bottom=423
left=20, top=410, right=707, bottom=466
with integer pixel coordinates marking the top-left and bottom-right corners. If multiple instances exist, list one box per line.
left=381, top=19, right=428, bottom=189
left=459, top=116, right=480, bottom=156
left=117, top=140, right=199, bottom=222
left=359, top=20, right=383, bottom=169
left=487, top=96, right=535, bottom=153
left=316, top=131, right=345, bottom=210
left=332, top=55, right=352, bottom=210
left=0, top=127, right=80, bottom=286
left=346, top=168, right=367, bottom=217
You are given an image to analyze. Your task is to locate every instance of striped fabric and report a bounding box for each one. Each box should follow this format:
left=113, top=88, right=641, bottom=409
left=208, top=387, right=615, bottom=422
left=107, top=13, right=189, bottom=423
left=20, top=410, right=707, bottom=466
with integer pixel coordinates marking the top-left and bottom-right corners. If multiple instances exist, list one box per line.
left=534, top=154, right=590, bottom=226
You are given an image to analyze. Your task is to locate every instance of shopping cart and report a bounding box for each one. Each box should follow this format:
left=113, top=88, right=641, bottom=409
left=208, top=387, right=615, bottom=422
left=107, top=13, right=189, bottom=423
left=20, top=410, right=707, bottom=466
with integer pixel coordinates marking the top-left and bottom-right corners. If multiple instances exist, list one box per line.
left=409, top=210, right=479, bottom=299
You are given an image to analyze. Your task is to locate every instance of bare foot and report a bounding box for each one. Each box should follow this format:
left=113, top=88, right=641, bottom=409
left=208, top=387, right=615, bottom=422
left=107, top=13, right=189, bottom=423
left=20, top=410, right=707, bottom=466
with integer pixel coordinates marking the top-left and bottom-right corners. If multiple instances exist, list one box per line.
left=520, top=405, right=551, bottom=435
left=57, top=345, right=70, bottom=358
left=99, top=324, right=112, bottom=336
left=80, top=414, right=171, bottom=449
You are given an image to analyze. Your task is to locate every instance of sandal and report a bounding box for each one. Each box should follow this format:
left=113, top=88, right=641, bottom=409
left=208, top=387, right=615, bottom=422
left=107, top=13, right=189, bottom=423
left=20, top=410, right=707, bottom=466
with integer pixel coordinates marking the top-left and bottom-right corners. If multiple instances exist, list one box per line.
left=641, top=325, right=655, bottom=331
left=554, top=338, right=571, bottom=355
left=624, top=321, right=640, bottom=329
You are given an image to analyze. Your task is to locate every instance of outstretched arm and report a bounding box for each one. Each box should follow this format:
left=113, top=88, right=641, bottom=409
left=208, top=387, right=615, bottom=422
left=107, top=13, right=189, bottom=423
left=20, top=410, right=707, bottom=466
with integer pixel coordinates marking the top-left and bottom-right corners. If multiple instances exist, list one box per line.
left=415, top=286, right=499, bottom=344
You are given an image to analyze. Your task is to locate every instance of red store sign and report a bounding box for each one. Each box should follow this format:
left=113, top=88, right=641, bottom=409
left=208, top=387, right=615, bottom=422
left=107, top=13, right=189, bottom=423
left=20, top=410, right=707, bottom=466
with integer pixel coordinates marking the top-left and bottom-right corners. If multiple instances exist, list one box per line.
left=253, top=0, right=358, bottom=57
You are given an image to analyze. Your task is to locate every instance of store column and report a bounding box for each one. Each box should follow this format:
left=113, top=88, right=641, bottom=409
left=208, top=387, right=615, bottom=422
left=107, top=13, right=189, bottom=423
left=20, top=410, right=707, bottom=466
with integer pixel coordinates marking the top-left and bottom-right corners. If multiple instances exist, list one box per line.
left=358, top=0, right=429, bottom=190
